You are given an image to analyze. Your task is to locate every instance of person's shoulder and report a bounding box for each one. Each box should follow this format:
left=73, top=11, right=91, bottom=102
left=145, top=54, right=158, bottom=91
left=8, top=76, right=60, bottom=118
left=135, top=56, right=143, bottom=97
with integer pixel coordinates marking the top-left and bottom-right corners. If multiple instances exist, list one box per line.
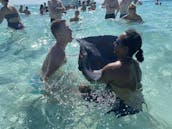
left=136, top=14, right=142, bottom=18
left=8, top=4, right=14, bottom=8
left=10, top=5, right=17, bottom=11
left=103, top=61, right=122, bottom=70
left=101, top=61, right=123, bottom=81
left=70, top=18, right=74, bottom=22
left=50, top=46, right=65, bottom=56
left=132, top=59, right=140, bottom=68
left=70, top=17, right=81, bottom=22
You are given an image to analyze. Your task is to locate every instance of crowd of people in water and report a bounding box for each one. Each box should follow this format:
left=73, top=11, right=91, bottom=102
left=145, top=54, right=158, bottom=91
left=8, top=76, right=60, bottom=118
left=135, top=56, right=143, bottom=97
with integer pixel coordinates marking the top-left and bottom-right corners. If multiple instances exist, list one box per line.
left=18, top=5, right=31, bottom=15
left=0, top=0, right=162, bottom=118
left=0, top=0, right=146, bottom=30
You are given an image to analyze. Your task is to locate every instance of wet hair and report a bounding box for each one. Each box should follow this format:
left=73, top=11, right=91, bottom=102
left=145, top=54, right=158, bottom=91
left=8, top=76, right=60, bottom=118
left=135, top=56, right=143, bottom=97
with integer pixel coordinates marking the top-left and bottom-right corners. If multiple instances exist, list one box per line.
left=120, top=29, right=144, bottom=62
left=4, top=0, right=9, bottom=2
left=51, top=19, right=66, bottom=38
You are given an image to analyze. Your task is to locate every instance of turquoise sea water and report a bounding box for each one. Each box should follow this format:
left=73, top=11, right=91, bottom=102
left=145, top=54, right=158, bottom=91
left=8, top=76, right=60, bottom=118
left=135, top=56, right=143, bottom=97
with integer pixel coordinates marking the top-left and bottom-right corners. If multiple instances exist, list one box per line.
left=0, top=1, right=172, bottom=129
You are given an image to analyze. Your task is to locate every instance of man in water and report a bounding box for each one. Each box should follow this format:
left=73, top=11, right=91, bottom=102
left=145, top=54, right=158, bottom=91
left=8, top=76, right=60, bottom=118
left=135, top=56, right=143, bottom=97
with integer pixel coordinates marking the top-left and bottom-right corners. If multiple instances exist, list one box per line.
left=122, top=3, right=143, bottom=23
left=119, top=0, right=135, bottom=18
left=155, top=0, right=161, bottom=5
left=0, top=0, right=24, bottom=29
left=23, top=6, right=31, bottom=15
left=41, top=19, right=72, bottom=81
left=81, top=1, right=86, bottom=11
left=48, top=0, right=66, bottom=22
left=18, top=5, right=24, bottom=13
left=70, top=10, right=81, bottom=22
left=102, top=0, right=119, bottom=19
left=88, top=2, right=96, bottom=11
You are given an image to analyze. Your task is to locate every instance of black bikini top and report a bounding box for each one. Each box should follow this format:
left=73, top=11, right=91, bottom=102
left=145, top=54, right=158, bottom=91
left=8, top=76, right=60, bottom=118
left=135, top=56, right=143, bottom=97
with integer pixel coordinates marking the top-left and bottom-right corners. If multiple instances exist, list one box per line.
left=5, top=13, right=19, bottom=21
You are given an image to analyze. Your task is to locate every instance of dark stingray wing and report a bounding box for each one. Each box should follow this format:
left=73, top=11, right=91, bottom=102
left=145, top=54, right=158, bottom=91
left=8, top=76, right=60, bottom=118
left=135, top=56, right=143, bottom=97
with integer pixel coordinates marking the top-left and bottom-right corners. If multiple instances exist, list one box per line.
left=77, top=35, right=117, bottom=81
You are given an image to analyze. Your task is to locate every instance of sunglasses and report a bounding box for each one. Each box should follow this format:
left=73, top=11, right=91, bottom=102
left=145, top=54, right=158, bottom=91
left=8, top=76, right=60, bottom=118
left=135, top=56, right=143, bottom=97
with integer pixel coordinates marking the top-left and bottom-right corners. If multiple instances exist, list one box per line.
left=129, top=7, right=136, bottom=10
left=114, top=38, right=123, bottom=46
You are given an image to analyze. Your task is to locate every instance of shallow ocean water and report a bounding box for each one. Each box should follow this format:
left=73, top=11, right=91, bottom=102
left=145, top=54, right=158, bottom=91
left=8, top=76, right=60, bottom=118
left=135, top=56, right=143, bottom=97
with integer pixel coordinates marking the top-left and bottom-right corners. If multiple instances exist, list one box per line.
left=0, top=1, right=172, bottom=129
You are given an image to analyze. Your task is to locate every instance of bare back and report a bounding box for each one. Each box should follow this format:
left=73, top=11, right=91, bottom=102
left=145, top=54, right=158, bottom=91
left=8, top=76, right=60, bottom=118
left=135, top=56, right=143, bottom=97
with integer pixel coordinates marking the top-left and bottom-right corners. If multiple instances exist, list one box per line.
left=42, top=43, right=66, bottom=78
left=102, top=58, right=141, bottom=90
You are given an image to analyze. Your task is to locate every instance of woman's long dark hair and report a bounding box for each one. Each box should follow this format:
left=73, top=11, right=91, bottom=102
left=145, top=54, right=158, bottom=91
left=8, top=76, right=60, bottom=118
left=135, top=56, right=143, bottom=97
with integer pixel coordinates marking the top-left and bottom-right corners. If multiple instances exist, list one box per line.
left=121, top=29, right=144, bottom=62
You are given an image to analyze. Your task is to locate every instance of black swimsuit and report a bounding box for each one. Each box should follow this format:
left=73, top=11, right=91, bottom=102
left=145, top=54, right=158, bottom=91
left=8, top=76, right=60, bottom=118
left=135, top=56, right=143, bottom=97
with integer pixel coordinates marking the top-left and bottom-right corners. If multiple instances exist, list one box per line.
left=105, top=13, right=115, bottom=19
left=81, top=87, right=142, bottom=118
left=5, top=13, right=24, bottom=30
